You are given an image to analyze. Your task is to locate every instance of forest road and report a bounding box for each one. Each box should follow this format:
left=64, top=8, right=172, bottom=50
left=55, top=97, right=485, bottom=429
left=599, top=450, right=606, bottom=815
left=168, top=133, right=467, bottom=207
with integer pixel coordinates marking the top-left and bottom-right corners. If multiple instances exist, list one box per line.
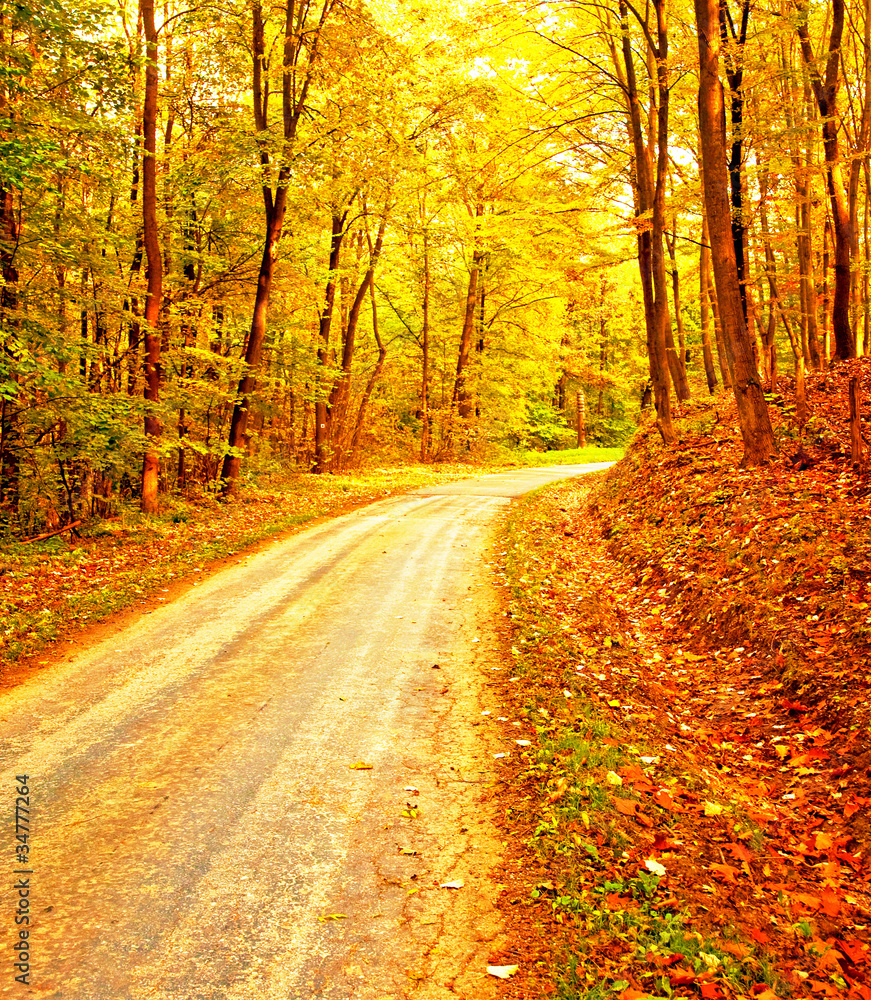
left=1, top=463, right=611, bottom=1000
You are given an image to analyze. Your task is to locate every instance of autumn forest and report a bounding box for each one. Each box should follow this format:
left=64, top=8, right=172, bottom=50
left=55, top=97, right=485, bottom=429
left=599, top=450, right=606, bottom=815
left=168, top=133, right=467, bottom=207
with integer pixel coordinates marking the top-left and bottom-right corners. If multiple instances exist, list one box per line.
left=1, top=0, right=869, bottom=529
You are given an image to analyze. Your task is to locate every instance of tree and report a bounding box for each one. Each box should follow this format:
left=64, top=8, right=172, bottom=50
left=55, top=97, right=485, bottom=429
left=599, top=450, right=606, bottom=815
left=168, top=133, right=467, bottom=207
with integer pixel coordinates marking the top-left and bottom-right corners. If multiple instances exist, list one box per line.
left=139, top=0, right=163, bottom=513
left=795, top=0, right=856, bottom=360
left=694, top=0, right=775, bottom=463
left=221, top=0, right=336, bottom=494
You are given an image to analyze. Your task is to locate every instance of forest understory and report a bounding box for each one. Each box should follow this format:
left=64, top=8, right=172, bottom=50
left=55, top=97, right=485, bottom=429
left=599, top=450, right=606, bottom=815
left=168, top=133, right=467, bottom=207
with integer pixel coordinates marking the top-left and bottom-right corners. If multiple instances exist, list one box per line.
left=489, top=359, right=871, bottom=1000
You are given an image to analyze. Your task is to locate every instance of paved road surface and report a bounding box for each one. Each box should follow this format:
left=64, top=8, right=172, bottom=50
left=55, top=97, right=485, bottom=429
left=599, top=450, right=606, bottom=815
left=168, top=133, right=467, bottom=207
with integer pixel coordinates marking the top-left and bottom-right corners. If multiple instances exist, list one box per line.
left=0, top=464, right=609, bottom=999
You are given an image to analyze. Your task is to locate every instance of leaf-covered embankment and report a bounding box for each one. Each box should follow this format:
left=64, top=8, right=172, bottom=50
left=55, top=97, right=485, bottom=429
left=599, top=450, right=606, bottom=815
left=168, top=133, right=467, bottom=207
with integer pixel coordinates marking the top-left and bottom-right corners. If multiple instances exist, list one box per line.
left=489, top=366, right=871, bottom=999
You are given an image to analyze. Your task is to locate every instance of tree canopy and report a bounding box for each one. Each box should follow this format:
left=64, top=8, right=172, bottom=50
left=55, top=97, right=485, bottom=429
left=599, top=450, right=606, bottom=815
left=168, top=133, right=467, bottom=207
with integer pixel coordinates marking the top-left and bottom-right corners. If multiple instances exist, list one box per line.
left=1, top=0, right=869, bottom=530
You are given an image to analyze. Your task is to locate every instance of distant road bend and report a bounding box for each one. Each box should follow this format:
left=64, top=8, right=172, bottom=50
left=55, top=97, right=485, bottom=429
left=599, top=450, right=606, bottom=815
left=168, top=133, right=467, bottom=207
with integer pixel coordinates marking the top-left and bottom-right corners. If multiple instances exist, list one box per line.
left=1, top=464, right=611, bottom=1000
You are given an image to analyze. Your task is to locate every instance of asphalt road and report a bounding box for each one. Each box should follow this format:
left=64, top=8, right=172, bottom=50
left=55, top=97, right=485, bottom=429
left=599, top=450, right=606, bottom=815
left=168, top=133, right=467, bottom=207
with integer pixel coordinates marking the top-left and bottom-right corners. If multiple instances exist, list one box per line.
left=0, top=464, right=610, bottom=1000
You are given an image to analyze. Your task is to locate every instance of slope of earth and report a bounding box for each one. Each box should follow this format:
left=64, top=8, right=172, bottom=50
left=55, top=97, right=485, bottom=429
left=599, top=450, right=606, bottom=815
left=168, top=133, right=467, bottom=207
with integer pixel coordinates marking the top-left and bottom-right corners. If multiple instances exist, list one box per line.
left=484, top=362, right=871, bottom=1000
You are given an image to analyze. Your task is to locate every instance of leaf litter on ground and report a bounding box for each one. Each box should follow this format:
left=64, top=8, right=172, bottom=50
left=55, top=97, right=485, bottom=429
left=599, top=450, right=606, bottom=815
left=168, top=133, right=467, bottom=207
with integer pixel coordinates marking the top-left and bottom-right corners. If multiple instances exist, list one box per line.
left=487, top=361, right=871, bottom=1000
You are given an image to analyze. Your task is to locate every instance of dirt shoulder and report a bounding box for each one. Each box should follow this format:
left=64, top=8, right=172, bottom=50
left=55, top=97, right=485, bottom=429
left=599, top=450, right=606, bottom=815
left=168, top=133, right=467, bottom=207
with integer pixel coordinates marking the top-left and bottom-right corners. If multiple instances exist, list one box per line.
left=486, top=368, right=871, bottom=1000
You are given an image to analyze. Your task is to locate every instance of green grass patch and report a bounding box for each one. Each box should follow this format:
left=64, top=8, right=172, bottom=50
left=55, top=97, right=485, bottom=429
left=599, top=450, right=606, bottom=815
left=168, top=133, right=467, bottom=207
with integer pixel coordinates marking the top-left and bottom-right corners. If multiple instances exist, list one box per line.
left=511, top=445, right=625, bottom=467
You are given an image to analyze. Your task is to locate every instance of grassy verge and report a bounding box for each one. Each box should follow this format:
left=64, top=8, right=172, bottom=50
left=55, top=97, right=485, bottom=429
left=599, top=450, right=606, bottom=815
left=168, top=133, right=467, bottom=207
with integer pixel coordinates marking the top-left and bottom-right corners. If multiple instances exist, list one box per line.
left=0, top=463, right=490, bottom=670
left=510, top=445, right=625, bottom=467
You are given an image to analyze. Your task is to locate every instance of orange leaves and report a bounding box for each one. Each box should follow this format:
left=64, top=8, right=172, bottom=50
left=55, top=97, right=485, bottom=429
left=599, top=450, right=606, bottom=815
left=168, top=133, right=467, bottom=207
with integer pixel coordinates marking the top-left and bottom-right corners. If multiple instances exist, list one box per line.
left=654, top=788, right=680, bottom=811
left=613, top=797, right=639, bottom=816
left=727, top=841, right=754, bottom=863
left=814, top=831, right=834, bottom=851
left=710, top=862, right=741, bottom=883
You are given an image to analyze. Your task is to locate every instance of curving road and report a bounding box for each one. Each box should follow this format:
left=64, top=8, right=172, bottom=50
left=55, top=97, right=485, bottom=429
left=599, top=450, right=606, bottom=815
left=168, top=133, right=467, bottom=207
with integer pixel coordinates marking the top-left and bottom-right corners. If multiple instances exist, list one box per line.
left=0, top=465, right=609, bottom=1000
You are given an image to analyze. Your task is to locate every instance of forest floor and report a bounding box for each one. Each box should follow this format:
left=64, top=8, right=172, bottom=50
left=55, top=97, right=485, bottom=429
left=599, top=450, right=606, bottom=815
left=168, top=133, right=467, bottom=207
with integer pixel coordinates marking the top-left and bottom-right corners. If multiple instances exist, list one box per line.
left=487, top=359, right=871, bottom=1000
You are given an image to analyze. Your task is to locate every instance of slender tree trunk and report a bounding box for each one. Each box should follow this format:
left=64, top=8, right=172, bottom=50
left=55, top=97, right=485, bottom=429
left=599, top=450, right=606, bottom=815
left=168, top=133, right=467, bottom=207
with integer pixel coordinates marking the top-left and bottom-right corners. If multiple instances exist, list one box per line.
left=666, top=227, right=687, bottom=366
left=222, top=0, right=334, bottom=492
left=651, top=0, right=690, bottom=402
left=313, top=209, right=347, bottom=473
left=139, top=0, right=163, bottom=514
left=452, top=203, right=483, bottom=426
left=719, top=0, right=751, bottom=322
left=757, top=160, right=785, bottom=385
left=699, top=217, right=718, bottom=392
left=327, top=211, right=386, bottom=470
left=865, top=162, right=870, bottom=353
left=615, top=0, right=676, bottom=442
left=349, top=280, right=387, bottom=466
left=796, top=0, right=855, bottom=359
left=849, top=0, right=871, bottom=351
left=420, top=225, right=431, bottom=462
left=695, top=0, right=774, bottom=463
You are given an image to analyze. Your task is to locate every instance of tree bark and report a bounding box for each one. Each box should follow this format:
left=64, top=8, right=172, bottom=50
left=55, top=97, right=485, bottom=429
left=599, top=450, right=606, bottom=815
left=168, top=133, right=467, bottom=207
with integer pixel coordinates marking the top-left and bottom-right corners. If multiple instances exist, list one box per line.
left=139, top=0, right=163, bottom=514
left=221, top=0, right=334, bottom=493
left=326, top=209, right=387, bottom=470
left=452, top=203, right=483, bottom=427
left=695, top=0, right=775, bottom=463
left=699, top=217, right=718, bottom=392
left=615, top=0, right=677, bottom=442
left=313, top=208, right=348, bottom=473
left=349, top=280, right=387, bottom=466
left=420, top=224, right=431, bottom=462
left=796, top=0, right=855, bottom=359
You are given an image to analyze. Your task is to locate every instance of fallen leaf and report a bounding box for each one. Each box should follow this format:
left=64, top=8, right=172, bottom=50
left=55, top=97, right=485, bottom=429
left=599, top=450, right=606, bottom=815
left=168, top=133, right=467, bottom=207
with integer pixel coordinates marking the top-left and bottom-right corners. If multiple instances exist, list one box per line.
left=487, top=965, right=519, bottom=979
left=440, top=880, right=464, bottom=889
left=654, top=789, right=678, bottom=810
left=348, top=761, right=373, bottom=770
left=614, top=797, right=638, bottom=816
left=728, top=842, right=754, bottom=863
left=644, top=858, right=666, bottom=876
left=710, top=863, right=740, bottom=883
left=820, top=888, right=841, bottom=917
left=794, top=892, right=822, bottom=912
left=703, top=801, right=725, bottom=817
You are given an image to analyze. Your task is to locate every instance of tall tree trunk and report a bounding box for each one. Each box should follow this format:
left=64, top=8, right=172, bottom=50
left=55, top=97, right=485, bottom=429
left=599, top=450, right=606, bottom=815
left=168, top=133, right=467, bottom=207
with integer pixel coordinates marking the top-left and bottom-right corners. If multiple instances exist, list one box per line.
left=452, top=204, right=483, bottom=427
left=756, top=158, right=785, bottom=385
left=313, top=209, right=347, bottom=473
left=327, top=210, right=386, bottom=470
left=420, top=225, right=431, bottom=462
left=221, top=0, right=334, bottom=493
left=699, top=217, right=718, bottom=392
left=849, top=0, right=871, bottom=351
left=695, top=0, right=774, bottom=463
left=666, top=226, right=687, bottom=367
left=719, top=0, right=751, bottom=322
left=796, top=0, right=855, bottom=359
left=615, top=0, right=676, bottom=442
left=139, top=0, right=163, bottom=514
left=349, top=281, right=387, bottom=466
